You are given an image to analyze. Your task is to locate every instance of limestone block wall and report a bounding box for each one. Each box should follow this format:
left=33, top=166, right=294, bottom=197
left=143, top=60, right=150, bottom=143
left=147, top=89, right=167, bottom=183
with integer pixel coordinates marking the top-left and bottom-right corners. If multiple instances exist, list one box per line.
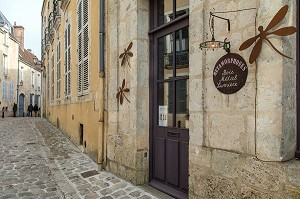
left=105, top=0, right=150, bottom=185
left=189, top=0, right=299, bottom=198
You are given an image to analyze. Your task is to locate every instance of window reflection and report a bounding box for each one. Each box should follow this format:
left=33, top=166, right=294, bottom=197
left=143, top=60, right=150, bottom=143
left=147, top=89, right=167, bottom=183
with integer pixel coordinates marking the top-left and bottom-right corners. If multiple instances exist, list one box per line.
left=175, top=80, right=189, bottom=129
left=176, top=0, right=189, bottom=18
left=158, top=0, right=189, bottom=26
left=158, top=0, right=173, bottom=26
left=158, top=34, right=173, bottom=80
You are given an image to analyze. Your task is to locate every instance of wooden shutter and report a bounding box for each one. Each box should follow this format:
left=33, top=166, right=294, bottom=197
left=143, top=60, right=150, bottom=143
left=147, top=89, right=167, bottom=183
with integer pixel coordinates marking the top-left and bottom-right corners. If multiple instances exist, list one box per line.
left=10, top=82, right=14, bottom=101
left=77, top=0, right=89, bottom=95
left=64, top=28, right=68, bottom=96
left=64, top=23, right=71, bottom=97
left=82, top=0, right=89, bottom=93
left=77, top=0, right=83, bottom=95
left=51, top=55, right=54, bottom=100
left=67, top=23, right=71, bottom=96
left=57, top=41, right=61, bottom=99
left=2, top=82, right=7, bottom=100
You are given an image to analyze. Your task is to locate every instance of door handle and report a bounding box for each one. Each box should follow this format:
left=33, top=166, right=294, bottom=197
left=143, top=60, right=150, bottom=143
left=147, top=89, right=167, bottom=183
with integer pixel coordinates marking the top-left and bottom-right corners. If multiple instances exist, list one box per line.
left=167, top=132, right=180, bottom=138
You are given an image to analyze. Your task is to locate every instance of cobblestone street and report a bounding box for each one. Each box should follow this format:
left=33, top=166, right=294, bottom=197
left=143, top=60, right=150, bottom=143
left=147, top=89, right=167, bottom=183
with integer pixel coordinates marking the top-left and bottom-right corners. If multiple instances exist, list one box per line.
left=0, top=117, right=173, bottom=199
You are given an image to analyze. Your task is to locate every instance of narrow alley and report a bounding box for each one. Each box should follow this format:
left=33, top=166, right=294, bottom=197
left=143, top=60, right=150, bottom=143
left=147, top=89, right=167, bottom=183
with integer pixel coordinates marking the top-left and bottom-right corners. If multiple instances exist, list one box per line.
left=0, top=117, right=173, bottom=199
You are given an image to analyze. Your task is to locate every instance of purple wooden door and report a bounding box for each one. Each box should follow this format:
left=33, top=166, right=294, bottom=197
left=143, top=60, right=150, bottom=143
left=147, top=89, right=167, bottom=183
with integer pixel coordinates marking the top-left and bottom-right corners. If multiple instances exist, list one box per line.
left=150, top=15, right=189, bottom=198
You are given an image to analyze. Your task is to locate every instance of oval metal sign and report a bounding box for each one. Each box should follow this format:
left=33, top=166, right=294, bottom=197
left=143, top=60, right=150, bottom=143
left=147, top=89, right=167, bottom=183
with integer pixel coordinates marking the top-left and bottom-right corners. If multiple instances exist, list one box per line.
left=213, top=53, right=248, bottom=94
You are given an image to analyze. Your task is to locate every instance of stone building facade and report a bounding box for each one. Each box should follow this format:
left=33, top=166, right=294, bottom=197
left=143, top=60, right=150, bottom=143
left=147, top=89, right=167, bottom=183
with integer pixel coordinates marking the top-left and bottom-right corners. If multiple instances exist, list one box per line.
left=0, top=17, right=18, bottom=112
left=41, top=0, right=102, bottom=161
left=14, top=23, right=42, bottom=117
left=42, top=0, right=300, bottom=198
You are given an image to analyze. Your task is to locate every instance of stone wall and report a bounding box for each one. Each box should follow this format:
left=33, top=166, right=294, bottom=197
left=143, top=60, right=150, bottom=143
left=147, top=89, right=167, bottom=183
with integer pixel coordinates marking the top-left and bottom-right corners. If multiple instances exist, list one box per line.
left=189, top=0, right=300, bottom=198
left=105, top=0, right=150, bottom=185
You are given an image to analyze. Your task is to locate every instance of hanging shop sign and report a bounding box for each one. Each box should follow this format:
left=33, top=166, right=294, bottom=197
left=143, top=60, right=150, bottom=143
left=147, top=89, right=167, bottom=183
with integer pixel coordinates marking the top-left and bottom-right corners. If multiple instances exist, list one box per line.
left=213, top=53, right=248, bottom=94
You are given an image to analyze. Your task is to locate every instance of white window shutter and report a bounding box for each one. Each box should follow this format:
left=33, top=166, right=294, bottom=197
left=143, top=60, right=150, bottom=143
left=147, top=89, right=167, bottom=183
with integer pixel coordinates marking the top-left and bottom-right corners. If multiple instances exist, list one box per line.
left=77, top=0, right=89, bottom=95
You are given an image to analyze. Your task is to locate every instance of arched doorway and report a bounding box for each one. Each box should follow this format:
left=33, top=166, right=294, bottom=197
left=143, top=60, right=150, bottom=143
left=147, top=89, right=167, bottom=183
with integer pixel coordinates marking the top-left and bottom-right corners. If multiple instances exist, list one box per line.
left=19, top=93, right=25, bottom=117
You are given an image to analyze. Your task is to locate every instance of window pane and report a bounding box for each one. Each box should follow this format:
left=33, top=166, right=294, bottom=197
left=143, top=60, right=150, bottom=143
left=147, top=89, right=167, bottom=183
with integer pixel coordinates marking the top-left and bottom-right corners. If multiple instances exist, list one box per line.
left=158, top=82, right=173, bottom=127
left=175, top=80, right=189, bottom=129
left=158, top=33, right=173, bottom=80
left=175, top=27, right=189, bottom=77
left=158, top=0, right=173, bottom=26
left=176, top=0, right=189, bottom=18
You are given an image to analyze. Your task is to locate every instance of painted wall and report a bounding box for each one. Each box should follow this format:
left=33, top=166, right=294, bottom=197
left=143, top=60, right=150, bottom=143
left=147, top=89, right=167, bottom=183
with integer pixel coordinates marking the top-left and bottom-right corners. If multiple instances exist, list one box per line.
left=42, top=0, right=101, bottom=162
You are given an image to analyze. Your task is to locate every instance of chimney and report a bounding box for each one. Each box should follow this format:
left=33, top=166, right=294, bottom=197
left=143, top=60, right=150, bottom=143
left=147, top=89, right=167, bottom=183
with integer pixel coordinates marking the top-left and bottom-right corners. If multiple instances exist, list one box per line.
left=13, top=22, right=25, bottom=49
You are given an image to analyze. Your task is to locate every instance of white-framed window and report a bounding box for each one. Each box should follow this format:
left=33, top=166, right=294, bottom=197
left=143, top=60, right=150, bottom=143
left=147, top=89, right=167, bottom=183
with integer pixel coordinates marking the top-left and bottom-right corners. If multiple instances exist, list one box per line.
left=1, top=81, right=13, bottom=101
left=9, top=82, right=14, bottom=101
left=57, top=41, right=61, bottom=99
left=31, top=71, right=35, bottom=88
left=51, top=53, right=55, bottom=101
left=77, top=0, right=89, bottom=96
left=37, top=74, right=41, bottom=91
left=20, top=66, right=24, bottom=84
left=2, top=81, right=7, bottom=100
left=65, top=22, right=71, bottom=97
left=3, top=54, right=8, bottom=76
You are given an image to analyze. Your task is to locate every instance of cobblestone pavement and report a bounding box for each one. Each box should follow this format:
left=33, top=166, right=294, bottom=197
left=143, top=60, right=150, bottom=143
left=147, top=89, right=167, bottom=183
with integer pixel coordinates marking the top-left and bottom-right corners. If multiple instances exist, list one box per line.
left=0, top=117, right=173, bottom=199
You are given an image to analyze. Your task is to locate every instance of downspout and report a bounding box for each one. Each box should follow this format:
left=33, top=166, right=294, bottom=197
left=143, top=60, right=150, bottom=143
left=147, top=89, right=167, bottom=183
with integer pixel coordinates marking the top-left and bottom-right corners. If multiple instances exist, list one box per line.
left=98, top=0, right=106, bottom=169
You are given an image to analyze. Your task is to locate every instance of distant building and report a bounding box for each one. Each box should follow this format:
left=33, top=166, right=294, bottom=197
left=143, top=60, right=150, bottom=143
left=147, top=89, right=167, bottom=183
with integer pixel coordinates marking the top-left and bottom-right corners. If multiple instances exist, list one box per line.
left=0, top=11, right=18, bottom=113
left=0, top=10, right=41, bottom=116
left=14, top=22, right=42, bottom=116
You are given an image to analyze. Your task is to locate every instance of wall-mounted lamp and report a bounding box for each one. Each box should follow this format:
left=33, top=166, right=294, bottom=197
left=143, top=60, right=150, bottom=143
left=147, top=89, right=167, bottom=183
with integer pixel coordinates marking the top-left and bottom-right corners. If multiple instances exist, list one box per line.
left=199, top=12, right=231, bottom=52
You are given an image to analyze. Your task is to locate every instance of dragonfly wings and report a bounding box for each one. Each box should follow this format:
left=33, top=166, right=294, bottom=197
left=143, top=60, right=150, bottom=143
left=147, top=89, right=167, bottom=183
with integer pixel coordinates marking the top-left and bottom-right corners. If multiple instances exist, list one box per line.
left=265, top=5, right=288, bottom=32
left=239, top=35, right=260, bottom=51
left=269, top=27, right=297, bottom=36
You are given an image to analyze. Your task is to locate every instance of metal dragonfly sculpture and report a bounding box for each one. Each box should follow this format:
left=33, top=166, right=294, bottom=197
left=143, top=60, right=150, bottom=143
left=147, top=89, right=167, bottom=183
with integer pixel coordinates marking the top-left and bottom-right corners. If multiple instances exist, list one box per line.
left=119, top=42, right=133, bottom=67
left=239, top=5, right=297, bottom=64
left=116, top=79, right=130, bottom=105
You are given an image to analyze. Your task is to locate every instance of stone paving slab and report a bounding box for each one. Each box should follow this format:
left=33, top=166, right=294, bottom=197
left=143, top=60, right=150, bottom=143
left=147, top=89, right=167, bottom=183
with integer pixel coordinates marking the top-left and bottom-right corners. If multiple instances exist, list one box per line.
left=0, top=117, right=174, bottom=199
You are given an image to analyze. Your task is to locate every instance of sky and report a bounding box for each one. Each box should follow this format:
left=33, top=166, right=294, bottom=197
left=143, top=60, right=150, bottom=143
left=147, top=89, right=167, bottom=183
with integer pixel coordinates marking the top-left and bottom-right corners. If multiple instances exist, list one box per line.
left=0, top=0, right=43, bottom=59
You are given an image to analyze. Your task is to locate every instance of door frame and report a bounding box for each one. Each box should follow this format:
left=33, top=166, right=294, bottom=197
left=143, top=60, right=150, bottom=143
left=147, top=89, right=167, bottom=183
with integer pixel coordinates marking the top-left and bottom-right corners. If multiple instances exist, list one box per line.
left=296, top=0, right=300, bottom=158
left=149, top=1, right=189, bottom=197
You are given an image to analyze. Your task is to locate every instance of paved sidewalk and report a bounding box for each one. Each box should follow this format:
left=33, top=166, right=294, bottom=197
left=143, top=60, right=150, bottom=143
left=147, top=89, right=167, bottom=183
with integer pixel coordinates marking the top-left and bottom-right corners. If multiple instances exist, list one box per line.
left=0, top=117, right=173, bottom=199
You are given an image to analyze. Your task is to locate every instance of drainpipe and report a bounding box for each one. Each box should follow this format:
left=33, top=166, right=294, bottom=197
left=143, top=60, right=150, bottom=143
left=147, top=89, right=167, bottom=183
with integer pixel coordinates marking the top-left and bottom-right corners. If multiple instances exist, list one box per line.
left=98, top=0, right=106, bottom=170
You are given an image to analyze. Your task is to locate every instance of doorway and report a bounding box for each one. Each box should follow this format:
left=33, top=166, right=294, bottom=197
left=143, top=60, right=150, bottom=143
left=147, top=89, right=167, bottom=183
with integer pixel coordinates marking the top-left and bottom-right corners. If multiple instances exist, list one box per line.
left=149, top=1, right=189, bottom=198
left=19, top=93, right=25, bottom=117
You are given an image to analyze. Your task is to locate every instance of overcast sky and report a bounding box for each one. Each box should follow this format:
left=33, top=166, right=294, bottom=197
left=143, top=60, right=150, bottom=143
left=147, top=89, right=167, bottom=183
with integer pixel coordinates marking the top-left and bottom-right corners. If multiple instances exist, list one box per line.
left=0, top=0, right=43, bottom=59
